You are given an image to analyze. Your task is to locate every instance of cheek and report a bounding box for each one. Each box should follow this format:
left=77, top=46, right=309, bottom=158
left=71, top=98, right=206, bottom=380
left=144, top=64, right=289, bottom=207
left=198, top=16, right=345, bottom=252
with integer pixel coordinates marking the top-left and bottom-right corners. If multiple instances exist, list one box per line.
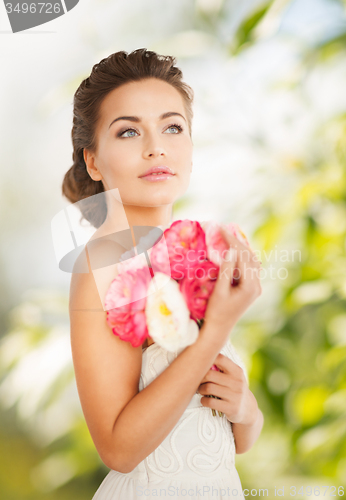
left=103, top=147, right=135, bottom=179
left=177, top=168, right=192, bottom=197
left=173, top=138, right=193, bottom=163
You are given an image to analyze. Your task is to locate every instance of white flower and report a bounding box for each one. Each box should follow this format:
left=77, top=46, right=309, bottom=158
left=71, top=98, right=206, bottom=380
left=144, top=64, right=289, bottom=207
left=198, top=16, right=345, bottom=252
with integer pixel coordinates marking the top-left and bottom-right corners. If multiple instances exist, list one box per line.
left=145, top=272, right=199, bottom=353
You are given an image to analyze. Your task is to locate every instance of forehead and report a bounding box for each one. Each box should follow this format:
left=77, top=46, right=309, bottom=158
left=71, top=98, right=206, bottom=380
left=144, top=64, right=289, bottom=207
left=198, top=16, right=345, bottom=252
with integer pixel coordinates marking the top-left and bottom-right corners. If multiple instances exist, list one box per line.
left=97, top=78, right=186, bottom=127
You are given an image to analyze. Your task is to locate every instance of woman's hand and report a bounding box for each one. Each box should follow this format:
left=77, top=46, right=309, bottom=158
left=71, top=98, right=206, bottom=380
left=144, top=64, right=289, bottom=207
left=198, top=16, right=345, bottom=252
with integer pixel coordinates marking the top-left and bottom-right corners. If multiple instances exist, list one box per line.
left=197, top=353, right=258, bottom=425
left=204, top=226, right=263, bottom=340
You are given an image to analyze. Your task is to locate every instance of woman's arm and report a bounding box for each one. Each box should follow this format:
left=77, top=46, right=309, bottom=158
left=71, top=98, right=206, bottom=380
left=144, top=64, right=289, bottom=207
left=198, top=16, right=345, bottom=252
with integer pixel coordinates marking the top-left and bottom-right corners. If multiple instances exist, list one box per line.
left=111, top=324, right=233, bottom=471
left=232, top=406, right=264, bottom=454
left=70, top=247, right=238, bottom=474
left=70, top=231, right=262, bottom=474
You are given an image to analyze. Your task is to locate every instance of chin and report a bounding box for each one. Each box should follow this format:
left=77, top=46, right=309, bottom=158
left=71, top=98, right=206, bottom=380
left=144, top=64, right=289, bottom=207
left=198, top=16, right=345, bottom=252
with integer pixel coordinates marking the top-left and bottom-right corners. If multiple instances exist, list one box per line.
left=139, top=194, right=177, bottom=206
left=140, top=187, right=184, bottom=204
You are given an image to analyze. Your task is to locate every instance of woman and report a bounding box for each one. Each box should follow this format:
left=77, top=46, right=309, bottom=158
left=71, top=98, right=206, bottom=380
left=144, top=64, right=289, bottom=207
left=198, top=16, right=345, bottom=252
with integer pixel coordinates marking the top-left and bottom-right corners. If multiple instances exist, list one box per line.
left=62, top=48, right=264, bottom=499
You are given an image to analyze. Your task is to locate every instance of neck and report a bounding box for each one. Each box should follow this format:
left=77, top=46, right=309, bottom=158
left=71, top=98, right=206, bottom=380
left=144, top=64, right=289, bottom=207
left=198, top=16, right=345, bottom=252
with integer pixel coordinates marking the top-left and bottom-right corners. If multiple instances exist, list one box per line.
left=102, top=190, right=173, bottom=233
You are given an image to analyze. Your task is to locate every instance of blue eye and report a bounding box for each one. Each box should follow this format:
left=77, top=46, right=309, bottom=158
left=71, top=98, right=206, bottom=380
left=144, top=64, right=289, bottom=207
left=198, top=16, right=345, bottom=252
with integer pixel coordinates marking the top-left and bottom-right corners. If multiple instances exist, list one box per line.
left=165, top=124, right=183, bottom=134
left=117, top=123, right=183, bottom=138
left=119, top=128, right=138, bottom=138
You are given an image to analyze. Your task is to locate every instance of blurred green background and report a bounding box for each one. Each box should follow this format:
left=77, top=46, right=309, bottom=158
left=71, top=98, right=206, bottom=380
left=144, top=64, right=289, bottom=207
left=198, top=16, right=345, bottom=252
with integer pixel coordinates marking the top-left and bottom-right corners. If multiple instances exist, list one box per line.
left=1, top=0, right=346, bottom=498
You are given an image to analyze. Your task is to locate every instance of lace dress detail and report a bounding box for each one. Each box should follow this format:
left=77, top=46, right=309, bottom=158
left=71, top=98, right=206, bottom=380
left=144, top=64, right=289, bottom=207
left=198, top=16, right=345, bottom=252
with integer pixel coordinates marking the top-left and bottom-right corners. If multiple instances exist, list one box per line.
left=92, top=339, right=247, bottom=499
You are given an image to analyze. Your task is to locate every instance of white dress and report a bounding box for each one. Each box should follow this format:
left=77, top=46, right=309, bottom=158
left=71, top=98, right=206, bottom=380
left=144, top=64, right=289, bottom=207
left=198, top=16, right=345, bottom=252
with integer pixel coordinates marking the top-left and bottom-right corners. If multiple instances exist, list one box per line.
left=92, top=339, right=248, bottom=500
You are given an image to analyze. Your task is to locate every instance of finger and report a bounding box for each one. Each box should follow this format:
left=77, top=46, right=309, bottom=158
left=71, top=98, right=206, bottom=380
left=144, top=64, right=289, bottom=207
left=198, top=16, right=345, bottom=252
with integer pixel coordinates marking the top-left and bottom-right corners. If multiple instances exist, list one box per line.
left=200, top=365, right=225, bottom=383
left=199, top=383, right=229, bottom=400
left=200, top=395, right=227, bottom=415
left=213, top=354, right=245, bottom=379
left=212, top=353, right=238, bottom=373
left=221, top=226, right=260, bottom=270
left=220, top=228, right=263, bottom=292
left=242, top=256, right=263, bottom=291
left=213, top=245, right=238, bottom=295
left=251, top=253, right=262, bottom=266
left=234, top=245, right=263, bottom=289
left=219, top=227, right=250, bottom=286
left=220, top=226, right=249, bottom=255
left=200, top=370, right=229, bottom=388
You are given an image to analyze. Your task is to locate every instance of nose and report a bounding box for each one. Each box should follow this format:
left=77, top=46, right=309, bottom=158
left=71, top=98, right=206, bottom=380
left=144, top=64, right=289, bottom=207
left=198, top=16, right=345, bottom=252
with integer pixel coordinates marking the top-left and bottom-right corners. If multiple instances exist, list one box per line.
left=142, top=132, right=167, bottom=159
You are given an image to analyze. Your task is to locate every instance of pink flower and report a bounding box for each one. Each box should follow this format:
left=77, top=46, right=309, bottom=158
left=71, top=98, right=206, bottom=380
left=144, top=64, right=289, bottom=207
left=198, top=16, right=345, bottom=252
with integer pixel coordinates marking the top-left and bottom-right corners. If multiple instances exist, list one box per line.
left=201, top=220, right=230, bottom=266
left=211, top=364, right=220, bottom=371
left=225, top=222, right=252, bottom=250
left=179, top=260, right=219, bottom=321
left=105, top=266, right=151, bottom=347
left=150, top=220, right=207, bottom=280
left=117, top=252, right=154, bottom=277
left=201, top=220, right=252, bottom=266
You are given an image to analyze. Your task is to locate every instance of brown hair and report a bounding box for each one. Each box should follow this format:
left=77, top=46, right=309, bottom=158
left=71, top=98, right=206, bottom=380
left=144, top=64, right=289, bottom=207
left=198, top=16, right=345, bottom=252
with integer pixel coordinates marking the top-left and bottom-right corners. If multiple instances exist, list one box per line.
left=61, top=48, right=194, bottom=229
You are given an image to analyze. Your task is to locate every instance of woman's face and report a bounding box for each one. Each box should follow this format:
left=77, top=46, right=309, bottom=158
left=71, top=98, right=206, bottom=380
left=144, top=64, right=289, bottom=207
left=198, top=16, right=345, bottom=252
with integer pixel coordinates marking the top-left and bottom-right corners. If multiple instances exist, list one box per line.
left=84, top=78, right=193, bottom=209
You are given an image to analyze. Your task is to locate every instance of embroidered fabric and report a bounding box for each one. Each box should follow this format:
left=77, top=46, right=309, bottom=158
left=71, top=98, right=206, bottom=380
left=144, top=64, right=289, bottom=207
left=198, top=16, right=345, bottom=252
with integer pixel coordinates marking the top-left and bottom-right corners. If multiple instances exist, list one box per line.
left=92, top=339, right=248, bottom=499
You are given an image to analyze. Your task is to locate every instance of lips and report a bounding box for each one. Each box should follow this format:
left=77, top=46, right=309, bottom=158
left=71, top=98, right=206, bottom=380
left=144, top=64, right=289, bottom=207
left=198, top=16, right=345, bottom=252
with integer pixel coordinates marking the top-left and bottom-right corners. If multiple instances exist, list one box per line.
left=139, top=166, right=175, bottom=177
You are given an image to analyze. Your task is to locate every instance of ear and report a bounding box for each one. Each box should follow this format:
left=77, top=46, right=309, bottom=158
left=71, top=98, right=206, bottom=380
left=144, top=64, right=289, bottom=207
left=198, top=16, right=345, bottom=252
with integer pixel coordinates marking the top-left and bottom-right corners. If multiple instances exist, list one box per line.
left=83, top=149, right=103, bottom=181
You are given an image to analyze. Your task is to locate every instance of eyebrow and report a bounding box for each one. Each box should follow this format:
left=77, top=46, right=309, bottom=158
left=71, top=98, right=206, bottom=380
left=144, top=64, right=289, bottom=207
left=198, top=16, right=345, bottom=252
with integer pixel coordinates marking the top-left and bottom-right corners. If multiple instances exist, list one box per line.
left=108, top=111, right=187, bottom=129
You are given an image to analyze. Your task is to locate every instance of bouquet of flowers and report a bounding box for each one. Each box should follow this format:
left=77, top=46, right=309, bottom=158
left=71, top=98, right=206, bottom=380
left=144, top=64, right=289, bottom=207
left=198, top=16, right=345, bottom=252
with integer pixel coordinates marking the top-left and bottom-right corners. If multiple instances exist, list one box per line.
left=105, top=219, right=251, bottom=417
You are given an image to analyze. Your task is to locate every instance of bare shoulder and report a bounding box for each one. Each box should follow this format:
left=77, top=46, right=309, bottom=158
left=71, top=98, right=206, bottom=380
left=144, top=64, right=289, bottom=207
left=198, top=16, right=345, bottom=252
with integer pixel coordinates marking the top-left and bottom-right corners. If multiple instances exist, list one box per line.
left=67, top=228, right=144, bottom=467
left=69, top=225, right=127, bottom=313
